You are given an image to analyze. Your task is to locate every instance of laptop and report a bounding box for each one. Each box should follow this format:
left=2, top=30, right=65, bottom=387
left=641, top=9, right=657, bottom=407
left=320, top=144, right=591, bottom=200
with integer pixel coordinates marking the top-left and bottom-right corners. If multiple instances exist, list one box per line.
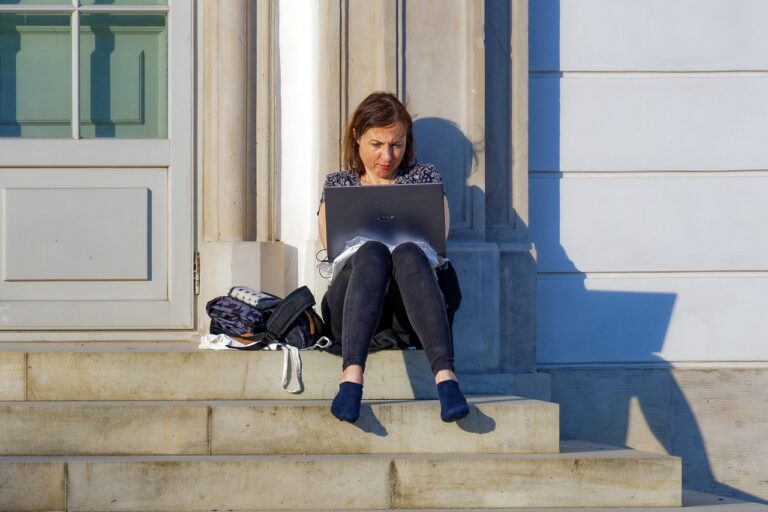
left=324, top=183, right=446, bottom=261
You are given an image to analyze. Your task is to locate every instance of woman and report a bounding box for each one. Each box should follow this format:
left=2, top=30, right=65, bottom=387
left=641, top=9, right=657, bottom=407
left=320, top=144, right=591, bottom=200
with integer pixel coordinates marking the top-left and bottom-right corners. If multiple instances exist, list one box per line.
left=317, top=92, right=469, bottom=424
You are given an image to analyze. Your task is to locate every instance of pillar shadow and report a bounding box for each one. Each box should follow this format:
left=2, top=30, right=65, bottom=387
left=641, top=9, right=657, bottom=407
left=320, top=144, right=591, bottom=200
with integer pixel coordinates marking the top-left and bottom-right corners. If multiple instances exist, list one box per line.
left=0, top=9, right=21, bottom=136
left=84, top=7, right=117, bottom=137
left=530, top=0, right=766, bottom=504
left=90, top=18, right=116, bottom=137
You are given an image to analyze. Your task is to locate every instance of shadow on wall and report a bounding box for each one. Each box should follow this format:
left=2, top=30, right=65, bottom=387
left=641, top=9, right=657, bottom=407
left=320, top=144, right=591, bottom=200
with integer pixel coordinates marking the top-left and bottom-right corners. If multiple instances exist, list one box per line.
left=412, top=117, right=477, bottom=233
left=530, top=0, right=765, bottom=504
left=412, top=116, right=488, bottom=374
left=411, top=0, right=541, bottom=374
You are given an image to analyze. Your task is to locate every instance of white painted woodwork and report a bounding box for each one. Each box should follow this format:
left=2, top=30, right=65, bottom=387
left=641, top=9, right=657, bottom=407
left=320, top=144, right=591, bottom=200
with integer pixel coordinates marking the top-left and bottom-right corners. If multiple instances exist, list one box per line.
left=1, top=140, right=169, bottom=167
left=537, top=274, right=768, bottom=363
left=0, top=2, right=193, bottom=330
left=531, top=173, right=768, bottom=272
left=530, top=75, right=768, bottom=172
left=4, top=187, right=149, bottom=281
left=531, top=0, right=768, bottom=72
left=0, top=170, right=168, bottom=301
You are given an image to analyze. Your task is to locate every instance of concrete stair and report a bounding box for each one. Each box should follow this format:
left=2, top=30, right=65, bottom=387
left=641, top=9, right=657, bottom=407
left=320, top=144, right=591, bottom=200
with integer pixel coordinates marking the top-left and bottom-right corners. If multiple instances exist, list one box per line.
left=0, top=346, right=686, bottom=511
left=0, top=397, right=558, bottom=456
left=2, top=347, right=549, bottom=401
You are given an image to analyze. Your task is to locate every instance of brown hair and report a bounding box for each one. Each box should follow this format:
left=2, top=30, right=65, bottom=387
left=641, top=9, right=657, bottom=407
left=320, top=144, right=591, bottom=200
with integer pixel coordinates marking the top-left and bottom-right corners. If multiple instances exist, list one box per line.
left=343, top=92, right=415, bottom=176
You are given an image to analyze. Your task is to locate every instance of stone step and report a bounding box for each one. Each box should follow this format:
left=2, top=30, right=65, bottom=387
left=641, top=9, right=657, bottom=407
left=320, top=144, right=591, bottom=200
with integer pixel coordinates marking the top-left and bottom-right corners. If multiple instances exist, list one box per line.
left=0, top=441, right=681, bottom=511
left=174, top=490, right=768, bottom=511
left=1, top=347, right=549, bottom=401
left=0, top=396, right=558, bottom=456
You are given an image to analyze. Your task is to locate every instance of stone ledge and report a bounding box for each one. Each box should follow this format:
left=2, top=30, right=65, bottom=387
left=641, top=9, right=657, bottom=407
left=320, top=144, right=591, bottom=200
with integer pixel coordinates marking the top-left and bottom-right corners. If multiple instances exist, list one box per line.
left=235, top=489, right=767, bottom=511
left=0, top=445, right=681, bottom=510
left=22, top=350, right=549, bottom=401
left=0, top=396, right=558, bottom=456
left=0, top=403, right=209, bottom=456
left=0, top=352, right=24, bottom=401
left=211, top=395, right=557, bottom=455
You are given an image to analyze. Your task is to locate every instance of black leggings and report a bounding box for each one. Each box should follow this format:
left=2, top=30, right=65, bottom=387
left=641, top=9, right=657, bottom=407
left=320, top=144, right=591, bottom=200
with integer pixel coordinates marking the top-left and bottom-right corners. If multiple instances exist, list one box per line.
left=322, top=240, right=454, bottom=375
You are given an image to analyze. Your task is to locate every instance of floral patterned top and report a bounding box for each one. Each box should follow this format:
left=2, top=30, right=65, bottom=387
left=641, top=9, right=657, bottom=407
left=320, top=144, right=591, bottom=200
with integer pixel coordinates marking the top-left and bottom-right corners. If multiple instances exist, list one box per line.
left=319, top=162, right=442, bottom=205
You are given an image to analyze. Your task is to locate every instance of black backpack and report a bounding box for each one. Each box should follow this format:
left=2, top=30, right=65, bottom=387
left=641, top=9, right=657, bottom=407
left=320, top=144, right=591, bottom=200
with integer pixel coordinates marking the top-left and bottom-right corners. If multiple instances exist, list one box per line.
left=205, top=286, right=332, bottom=394
left=206, top=286, right=329, bottom=351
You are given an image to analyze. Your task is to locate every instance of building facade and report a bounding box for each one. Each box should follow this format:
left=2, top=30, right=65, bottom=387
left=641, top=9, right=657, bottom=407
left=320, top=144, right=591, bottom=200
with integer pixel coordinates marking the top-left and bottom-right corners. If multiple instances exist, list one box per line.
left=1, top=0, right=766, bottom=503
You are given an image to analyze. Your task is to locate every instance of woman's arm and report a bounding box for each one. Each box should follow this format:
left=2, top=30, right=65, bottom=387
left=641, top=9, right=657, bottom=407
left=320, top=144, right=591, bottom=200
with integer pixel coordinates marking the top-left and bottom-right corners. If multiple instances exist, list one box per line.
left=318, top=202, right=328, bottom=249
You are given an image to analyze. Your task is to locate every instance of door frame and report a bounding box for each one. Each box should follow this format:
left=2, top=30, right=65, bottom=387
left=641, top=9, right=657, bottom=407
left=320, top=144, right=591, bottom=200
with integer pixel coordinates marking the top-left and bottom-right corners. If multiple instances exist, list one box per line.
left=0, top=0, right=197, bottom=340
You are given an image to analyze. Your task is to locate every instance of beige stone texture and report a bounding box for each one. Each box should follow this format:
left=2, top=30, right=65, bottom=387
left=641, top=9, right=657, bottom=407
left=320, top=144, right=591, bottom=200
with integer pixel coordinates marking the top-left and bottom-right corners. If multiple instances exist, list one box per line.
left=460, top=371, right=551, bottom=401
left=60, top=446, right=679, bottom=510
left=671, top=368, right=768, bottom=502
left=393, top=442, right=681, bottom=509
left=0, top=352, right=25, bottom=401
left=66, top=457, right=391, bottom=511
left=25, top=350, right=547, bottom=401
left=349, top=490, right=768, bottom=511
left=546, top=367, right=768, bottom=502
left=0, top=403, right=208, bottom=456
left=26, top=350, right=435, bottom=400
left=0, top=462, right=65, bottom=512
left=211, top=396, right=558, bottom=455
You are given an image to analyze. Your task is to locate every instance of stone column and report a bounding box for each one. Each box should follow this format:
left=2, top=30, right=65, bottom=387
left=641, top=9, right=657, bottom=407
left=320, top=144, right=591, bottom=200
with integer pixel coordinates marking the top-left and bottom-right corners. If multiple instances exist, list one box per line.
left=200, top=0, right=284, bottom=320
left=319, top=0, right=538, bottom=379
left=497, top=0, right=536, bottom=372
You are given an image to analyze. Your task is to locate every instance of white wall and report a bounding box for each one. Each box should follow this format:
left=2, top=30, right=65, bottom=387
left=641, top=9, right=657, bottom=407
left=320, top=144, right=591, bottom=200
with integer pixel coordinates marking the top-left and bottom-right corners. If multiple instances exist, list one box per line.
left=530, top=0, right=768, bottom=363
left=278, top=0, right=321, bottom=290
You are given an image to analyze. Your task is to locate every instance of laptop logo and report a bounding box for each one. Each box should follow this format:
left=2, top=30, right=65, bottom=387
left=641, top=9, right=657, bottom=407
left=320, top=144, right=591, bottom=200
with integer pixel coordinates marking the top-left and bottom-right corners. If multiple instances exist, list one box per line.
left=377, top=215, right=395, bottom=222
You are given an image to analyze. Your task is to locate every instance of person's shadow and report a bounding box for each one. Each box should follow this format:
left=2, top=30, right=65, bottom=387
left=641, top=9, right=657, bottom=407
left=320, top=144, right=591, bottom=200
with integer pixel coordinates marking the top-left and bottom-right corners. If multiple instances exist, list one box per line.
left=530, top=0, right=766, bottom=503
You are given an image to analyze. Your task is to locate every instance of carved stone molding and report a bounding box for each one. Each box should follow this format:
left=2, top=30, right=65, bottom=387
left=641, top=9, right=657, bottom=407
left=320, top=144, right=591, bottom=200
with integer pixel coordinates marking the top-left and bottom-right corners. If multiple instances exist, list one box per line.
left=202, top=0, right=276, bottom=242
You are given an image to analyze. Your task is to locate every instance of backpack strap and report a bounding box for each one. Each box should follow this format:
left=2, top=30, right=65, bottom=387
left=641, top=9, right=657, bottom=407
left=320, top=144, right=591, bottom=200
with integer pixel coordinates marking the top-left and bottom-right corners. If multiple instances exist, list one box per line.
left=264, top=286, right=316, bottom=342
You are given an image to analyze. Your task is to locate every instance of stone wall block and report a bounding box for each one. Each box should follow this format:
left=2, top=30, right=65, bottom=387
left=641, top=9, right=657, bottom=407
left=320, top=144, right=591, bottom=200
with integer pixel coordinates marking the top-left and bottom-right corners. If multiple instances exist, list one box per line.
left=0, top=463, right=65, bottom=512
left=448, top=243, right=500, bottom=372
left=0, top=352, right=25, bottom=400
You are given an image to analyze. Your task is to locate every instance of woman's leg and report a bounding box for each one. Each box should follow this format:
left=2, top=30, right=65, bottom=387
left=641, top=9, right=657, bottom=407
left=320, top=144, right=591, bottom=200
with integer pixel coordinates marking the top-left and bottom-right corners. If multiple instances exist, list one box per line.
left=390, top=242, right=469, bottom=422
left=390, top=242, right=454, bottom=376
left=324, top=241, right=393, bottom=373
left=324, top=240, right=392, bottom=421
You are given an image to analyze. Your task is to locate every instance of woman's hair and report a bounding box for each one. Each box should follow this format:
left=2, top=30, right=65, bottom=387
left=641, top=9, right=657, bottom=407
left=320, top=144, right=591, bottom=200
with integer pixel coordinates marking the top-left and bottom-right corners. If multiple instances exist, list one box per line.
left=343, top=92, right=415, bottom=175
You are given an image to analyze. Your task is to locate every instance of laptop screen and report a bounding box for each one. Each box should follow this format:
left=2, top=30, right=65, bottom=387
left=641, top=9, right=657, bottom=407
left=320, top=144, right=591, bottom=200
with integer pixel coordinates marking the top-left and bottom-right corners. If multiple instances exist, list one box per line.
left=324, top=183, right=446, bottom=261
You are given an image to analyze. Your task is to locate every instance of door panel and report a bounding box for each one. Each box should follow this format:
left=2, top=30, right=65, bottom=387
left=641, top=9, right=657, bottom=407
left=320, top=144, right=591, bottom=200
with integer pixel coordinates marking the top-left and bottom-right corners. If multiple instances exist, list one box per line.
left=0, top=177, right=179, bottom=327
left=0, top=2, right=192, bottom=331
left=0, top=168, right=172, bottom=308
left=5, top=187, right=150, bottom=281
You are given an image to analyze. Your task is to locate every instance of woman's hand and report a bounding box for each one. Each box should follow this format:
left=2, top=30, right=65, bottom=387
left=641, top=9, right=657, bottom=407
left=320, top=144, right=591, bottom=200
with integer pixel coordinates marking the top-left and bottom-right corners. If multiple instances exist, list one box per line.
left=318, top=202, right=328, bottom=250
left=444, top=196, right=450, bottom=240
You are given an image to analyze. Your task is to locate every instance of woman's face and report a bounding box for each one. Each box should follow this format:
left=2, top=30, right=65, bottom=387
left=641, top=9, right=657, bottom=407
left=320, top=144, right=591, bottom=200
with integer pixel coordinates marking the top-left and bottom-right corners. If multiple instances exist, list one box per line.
left=357, top=123, right=407, bottom=179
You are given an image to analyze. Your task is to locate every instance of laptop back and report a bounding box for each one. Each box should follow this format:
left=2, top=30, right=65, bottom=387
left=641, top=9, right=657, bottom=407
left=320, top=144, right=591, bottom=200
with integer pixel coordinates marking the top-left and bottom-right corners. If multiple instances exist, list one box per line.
left=324, top=183, right=446, bottom=261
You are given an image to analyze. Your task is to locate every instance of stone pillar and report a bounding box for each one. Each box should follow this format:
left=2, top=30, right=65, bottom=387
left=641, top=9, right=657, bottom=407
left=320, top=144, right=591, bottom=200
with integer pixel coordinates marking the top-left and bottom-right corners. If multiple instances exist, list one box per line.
left=319, top=0, right=536, bottom=379
left=496, top=0, right=536, bottom=372
left=200, top=0, right=284, bottom=321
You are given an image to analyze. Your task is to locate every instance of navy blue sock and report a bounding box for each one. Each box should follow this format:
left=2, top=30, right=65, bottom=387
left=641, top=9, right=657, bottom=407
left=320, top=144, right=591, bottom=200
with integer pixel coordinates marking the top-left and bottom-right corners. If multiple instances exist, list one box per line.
left=331, top=382, right=363, bottom=423
left=437, top=380, right=469, bottom=422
